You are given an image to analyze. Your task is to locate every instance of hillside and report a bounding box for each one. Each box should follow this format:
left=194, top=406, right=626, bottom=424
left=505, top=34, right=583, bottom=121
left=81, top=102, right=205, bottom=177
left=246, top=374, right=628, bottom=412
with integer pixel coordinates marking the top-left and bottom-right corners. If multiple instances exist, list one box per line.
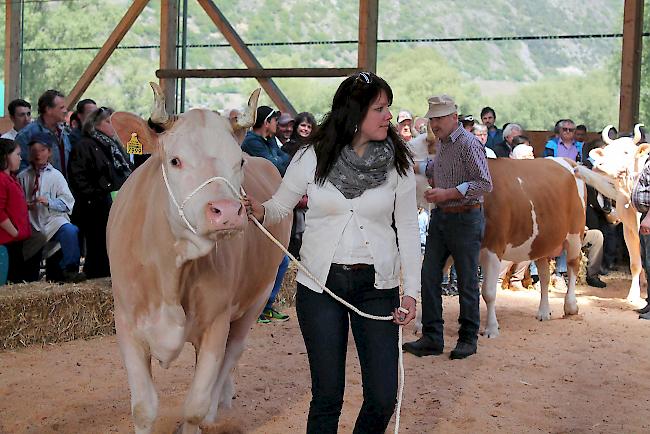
left=0, top=0, right=644, bottom=130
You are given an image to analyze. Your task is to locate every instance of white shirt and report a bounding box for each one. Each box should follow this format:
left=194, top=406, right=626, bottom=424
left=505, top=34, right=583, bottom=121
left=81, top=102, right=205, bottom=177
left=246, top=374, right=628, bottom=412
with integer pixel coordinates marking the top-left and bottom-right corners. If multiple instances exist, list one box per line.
left=263, top=147, right=421, bottom=299
left=17, top=163, right=74, bottom=241
left=1, top=128, right=18, bottom=140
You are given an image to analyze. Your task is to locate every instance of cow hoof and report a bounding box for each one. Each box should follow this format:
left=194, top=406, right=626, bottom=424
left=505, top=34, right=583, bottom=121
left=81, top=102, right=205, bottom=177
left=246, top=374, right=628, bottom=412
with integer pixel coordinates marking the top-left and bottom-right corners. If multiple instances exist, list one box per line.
left=564, top=304, right=579, bottom=316
left=626, top=296, right=644, bottom=306
left=481, top=326, right=499, bottom=338
left=536, top=311, right=552, bottom=321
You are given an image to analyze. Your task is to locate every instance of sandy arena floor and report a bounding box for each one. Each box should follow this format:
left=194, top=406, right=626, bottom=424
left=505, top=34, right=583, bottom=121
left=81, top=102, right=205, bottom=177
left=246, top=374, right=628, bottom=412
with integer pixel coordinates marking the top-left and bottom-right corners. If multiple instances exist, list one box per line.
left=0, top=271, right=649, bottom=434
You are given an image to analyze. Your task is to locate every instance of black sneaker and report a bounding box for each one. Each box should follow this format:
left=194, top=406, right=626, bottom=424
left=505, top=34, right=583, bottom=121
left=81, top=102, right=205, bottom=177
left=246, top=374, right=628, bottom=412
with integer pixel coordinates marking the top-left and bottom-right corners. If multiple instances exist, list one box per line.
left=586, top=276, right=606, bottom=288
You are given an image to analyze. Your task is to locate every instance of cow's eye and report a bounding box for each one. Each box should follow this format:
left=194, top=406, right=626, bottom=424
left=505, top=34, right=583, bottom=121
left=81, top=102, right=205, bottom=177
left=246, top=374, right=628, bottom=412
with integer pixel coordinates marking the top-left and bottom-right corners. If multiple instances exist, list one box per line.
left=240, top=158, right=246, bottom=168
left=170, top=157, right=181, bottom=167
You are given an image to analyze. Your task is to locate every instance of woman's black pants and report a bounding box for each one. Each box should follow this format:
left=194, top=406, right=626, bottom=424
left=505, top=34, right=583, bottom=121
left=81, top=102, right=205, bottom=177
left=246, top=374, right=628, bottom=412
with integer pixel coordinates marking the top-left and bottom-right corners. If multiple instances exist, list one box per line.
left=296, top=264, right=399, bottom=434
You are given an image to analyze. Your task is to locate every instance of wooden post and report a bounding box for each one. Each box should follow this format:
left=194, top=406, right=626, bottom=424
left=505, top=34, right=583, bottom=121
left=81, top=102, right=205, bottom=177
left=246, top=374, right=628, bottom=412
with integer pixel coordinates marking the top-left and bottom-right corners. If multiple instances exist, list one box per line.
left=4, top=0, right=22, bottom=108
left=65, top=0, right=149, bottom=110
left=160, top=0, right=179, bottom=113
left=358, top=0, right=378, bottom=73
left=619, top=0, right=644, bottom=133
left=156, top=67, right=360, bottom=79
left=196, top=0, right=295, bottom=114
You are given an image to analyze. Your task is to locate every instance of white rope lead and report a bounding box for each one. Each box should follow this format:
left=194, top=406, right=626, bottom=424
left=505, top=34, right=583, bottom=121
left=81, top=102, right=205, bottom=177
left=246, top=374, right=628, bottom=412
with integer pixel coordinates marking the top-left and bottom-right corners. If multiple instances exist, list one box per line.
left=161, top=165, right=406, bottom=433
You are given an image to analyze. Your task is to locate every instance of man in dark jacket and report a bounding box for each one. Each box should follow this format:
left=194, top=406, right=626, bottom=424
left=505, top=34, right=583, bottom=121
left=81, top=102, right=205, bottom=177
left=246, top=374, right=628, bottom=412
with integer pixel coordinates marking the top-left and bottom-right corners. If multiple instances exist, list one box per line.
left=241, top=106, right=290, bottom=176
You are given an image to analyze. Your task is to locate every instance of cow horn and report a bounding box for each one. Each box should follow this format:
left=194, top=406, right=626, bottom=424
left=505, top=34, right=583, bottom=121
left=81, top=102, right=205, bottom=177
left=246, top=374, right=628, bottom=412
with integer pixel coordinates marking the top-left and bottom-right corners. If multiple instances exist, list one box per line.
left=601, top=125, right=614, bottom=146
left=149, top=82, right=177, bottom=130
left=634, top=123, right=645, bottom=144
left=234, top=88, right=261, bottom=130
left=426, top=121, right=436, bottom=144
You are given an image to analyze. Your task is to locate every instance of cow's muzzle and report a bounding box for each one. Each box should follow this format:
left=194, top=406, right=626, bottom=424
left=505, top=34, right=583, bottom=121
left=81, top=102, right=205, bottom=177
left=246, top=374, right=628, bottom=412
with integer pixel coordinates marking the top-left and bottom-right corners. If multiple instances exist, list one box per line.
left=205, top=199, right=247, bottom=231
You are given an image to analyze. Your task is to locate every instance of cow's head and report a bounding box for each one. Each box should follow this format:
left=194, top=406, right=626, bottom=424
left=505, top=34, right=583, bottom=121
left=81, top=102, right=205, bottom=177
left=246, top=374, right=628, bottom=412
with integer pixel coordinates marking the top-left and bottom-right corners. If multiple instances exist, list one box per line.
left=589, top=124, right=649, bottom=193
left=112, top=83, right=260, bottom=261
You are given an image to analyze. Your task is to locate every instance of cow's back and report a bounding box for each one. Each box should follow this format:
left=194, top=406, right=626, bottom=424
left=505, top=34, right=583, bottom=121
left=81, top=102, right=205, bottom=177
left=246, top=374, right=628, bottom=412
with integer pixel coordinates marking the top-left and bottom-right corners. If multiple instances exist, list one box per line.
left=483, top=158, right=584, bottom=260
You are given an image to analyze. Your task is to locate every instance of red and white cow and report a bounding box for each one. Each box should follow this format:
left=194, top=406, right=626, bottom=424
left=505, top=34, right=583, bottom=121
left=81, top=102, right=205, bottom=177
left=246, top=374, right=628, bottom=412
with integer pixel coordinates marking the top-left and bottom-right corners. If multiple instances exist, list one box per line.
left=574, top=124, right=648, bottom=303
left=480, top=157, right=586, bottom=337
left=108, top=84, right=290, bottom=434
left=415, top=157, right=586, bottom=337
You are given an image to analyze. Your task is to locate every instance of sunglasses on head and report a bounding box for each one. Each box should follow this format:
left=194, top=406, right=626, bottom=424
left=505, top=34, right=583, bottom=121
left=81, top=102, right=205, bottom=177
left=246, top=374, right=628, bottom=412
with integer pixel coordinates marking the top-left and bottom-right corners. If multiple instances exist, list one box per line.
left=355, top=71, right=373, bottom=85
left=264, top=109, right=279, bottom=123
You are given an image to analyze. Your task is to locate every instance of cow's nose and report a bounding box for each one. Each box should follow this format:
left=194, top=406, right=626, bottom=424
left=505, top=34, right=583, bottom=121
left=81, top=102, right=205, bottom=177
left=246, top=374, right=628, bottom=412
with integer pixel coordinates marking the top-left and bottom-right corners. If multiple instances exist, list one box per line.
left=205, top=199, right=246, bottom=230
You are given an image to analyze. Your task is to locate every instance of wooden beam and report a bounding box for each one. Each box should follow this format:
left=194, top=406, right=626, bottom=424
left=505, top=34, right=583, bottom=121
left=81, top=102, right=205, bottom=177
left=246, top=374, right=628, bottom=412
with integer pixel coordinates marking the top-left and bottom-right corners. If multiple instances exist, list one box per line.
left=358, top=0, right=378, bottom=73
left=619, top=0, right=644, bottom=133
left=4, top=0, right=22, bottom=108
left=65, top=0, right=149, bottom=110
left=196, top=0, right=295, bottom=114
left=156, top=67, right=360, bottom=79
left=160, top=0, right=179, bottom=112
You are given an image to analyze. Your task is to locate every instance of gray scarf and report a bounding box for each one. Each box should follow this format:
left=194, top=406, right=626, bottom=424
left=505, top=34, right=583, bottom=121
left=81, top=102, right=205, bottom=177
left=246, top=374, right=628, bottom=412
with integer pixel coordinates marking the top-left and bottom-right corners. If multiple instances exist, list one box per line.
left=328, top=138, right=395, bottom=199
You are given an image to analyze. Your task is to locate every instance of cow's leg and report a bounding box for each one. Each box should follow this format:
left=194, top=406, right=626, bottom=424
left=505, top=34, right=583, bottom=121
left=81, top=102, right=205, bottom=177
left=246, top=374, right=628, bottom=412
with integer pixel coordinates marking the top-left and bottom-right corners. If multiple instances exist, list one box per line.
left=563, top=235, right=581, bottom=316
left=204, top=291, right=269, bottom=424
left=535, top=256, right=552, bottom=320
left=181, top=315, right=230, bottom=434
left=620, top=204, right=642, bottom=303
left=115, top=312, right=158, bottom=434
left=480, top=248, right=501, bottom=338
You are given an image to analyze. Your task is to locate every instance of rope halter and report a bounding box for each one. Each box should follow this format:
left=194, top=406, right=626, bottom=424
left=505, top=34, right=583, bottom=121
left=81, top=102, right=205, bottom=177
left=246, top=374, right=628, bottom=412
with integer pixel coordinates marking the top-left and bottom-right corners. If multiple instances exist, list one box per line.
left=161, top=163, right=243, bottom=235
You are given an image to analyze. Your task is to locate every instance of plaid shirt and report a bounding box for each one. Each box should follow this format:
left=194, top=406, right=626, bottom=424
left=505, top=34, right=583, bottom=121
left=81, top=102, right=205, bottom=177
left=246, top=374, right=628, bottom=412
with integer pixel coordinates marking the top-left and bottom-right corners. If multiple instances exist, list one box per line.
left=632, top=160, right=650, bottom=215
left=425, top=124, right=493, bottom=207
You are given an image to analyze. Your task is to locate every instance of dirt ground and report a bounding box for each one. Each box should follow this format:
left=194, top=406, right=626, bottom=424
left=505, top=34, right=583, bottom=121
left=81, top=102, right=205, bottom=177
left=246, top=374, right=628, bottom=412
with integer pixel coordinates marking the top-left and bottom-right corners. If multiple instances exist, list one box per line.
left=1, top=271, right=649, bottom=434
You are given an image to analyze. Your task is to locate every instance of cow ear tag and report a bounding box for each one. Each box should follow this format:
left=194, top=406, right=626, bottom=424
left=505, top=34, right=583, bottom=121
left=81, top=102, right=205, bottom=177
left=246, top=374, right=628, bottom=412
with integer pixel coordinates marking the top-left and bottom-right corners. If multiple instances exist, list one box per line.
left=126, top=132, right=143, bottom=155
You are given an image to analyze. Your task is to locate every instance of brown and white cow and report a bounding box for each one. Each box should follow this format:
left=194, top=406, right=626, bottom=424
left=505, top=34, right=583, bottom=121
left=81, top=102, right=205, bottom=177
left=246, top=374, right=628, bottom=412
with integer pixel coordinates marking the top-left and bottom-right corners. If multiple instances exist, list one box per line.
left=107, top=83, right=290, bottom=434
left=480, top=157, right=586, bottom=337
left=414, top=157, right=586, bottom=337
left=574, top=124, right=648, bottom=303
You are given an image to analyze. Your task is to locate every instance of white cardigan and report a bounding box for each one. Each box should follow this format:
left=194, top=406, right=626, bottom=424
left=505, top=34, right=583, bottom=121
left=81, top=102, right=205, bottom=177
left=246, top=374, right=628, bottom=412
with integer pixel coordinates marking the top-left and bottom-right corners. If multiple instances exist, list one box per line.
left=263, top=147, right=421, bottom=299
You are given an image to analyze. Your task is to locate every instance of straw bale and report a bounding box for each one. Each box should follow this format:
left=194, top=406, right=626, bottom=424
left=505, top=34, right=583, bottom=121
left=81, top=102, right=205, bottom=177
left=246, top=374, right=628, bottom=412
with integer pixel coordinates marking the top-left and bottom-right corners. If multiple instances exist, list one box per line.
left=0, top=278, right=114, bottom=350
left=276, top=261, right=298, bottom=307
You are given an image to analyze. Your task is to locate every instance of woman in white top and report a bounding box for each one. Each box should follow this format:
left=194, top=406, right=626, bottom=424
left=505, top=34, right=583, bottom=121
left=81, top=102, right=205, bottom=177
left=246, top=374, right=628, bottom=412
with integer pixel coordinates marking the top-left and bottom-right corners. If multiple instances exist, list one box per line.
left=245, top=72, right=420, bottom=434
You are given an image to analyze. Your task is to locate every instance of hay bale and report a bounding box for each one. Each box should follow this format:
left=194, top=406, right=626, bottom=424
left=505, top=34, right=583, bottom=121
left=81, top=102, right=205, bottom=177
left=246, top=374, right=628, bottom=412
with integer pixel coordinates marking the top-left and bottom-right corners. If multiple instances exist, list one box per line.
left=276, top=261, right=298, bottom=307
left=0, top=278, right=114, bottom=350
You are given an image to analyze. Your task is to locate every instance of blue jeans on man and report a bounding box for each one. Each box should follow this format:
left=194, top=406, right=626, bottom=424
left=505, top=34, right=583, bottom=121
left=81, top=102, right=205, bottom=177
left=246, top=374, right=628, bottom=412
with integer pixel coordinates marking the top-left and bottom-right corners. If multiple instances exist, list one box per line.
left=421, top=208, right=485, bottom=346
left=52, top=223, right=81, bottom=271
left=638, top=233, right=650, bottom=318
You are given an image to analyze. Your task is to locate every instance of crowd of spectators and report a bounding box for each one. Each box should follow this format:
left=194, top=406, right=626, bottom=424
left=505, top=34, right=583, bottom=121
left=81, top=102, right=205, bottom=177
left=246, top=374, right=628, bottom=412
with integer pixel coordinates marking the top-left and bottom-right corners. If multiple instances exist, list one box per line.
left=0, top=89, right=131, bottom=285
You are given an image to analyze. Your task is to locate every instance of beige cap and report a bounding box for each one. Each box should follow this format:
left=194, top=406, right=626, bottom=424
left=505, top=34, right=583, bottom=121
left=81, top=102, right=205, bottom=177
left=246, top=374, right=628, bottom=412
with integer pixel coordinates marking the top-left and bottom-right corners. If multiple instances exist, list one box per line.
left=425, top=94, right=457, bottom=118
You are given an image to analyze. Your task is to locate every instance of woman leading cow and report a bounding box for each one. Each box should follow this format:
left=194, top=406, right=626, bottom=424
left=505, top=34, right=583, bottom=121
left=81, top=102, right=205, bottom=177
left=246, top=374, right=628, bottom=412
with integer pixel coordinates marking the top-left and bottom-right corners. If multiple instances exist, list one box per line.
left=243, top=71, right=419, bottom=433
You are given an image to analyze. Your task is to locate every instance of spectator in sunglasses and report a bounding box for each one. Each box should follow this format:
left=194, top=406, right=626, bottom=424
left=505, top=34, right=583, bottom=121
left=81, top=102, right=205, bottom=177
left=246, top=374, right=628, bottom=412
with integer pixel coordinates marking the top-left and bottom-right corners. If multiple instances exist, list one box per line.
left=544, top=118, right=583, bottom=161
left=1, top=99, right=32, bottom=141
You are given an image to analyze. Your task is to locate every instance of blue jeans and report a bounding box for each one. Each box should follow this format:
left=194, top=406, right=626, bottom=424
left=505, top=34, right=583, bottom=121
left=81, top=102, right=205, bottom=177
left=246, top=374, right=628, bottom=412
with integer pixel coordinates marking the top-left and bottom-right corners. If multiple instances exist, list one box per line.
left=52, top=223, right=81, bottom=271
left=421, top=208, right=484, bottom=345
left=640, top=232, right=650, bottom=303
left=265, top=255, right=289, bottom=311
left=296, top=265, right=399, bottom=434
left=555, top=251, right=567, bottom=274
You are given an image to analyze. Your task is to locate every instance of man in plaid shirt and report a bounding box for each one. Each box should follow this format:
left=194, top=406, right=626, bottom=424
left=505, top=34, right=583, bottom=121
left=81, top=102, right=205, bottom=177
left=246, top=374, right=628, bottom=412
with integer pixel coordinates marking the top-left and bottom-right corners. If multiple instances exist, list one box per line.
left=631, top=161, right=650, bottom=319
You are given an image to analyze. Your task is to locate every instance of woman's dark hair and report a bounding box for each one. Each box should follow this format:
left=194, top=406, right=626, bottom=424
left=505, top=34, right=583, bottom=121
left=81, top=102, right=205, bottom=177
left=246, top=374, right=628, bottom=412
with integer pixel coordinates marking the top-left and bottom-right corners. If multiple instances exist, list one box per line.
left=290, top=112, right=317, bottom=142
left=511, top=135, right=530, bottom=147
left=0, top=138, right=18, bottom=171
left=310, top=72, right=412, bottom=184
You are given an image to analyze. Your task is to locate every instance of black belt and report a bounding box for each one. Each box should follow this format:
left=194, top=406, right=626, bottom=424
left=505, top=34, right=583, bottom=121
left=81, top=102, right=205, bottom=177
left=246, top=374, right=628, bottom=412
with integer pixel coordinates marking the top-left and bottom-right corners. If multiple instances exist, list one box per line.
left=331, top=263, right=373, bottom=271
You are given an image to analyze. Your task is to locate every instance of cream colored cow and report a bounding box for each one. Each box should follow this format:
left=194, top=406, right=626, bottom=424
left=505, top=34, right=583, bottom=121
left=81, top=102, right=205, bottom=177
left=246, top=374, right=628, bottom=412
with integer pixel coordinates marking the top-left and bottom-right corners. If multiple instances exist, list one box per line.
left=108, top=84, right=291, bottom=434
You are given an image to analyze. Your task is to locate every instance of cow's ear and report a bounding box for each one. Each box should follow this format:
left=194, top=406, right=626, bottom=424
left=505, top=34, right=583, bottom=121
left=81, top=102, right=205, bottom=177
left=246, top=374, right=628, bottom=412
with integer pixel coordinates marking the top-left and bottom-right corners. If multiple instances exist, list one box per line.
left=111, top=112, right=158, bottom=154
left=636, top=143, right=650, bottom=158
left=589, top=148, right=605, bottom=160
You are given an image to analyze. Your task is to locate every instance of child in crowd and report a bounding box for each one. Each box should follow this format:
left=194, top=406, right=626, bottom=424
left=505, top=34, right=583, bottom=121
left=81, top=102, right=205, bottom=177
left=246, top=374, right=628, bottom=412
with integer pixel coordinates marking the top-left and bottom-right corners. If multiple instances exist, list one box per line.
left=18, top=134, right=85, bottom=283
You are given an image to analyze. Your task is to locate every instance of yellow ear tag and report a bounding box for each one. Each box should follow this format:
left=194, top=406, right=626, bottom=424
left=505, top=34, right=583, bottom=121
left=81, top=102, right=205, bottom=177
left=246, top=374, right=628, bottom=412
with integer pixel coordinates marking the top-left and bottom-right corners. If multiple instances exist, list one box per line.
left=126, top=132, right=143, bottom=155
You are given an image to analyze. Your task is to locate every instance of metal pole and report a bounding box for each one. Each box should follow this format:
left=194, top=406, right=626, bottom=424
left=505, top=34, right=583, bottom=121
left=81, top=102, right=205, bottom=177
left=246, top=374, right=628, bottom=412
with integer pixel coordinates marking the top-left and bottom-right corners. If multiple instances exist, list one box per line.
left=180, top=0, right=188, bottom=113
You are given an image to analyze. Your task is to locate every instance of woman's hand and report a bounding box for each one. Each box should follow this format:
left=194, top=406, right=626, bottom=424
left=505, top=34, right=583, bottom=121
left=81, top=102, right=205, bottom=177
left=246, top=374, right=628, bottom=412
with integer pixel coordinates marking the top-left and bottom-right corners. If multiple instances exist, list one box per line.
left=393, top=295, right=416, bottom=326
left=241, top=195, right=265, bottom=223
